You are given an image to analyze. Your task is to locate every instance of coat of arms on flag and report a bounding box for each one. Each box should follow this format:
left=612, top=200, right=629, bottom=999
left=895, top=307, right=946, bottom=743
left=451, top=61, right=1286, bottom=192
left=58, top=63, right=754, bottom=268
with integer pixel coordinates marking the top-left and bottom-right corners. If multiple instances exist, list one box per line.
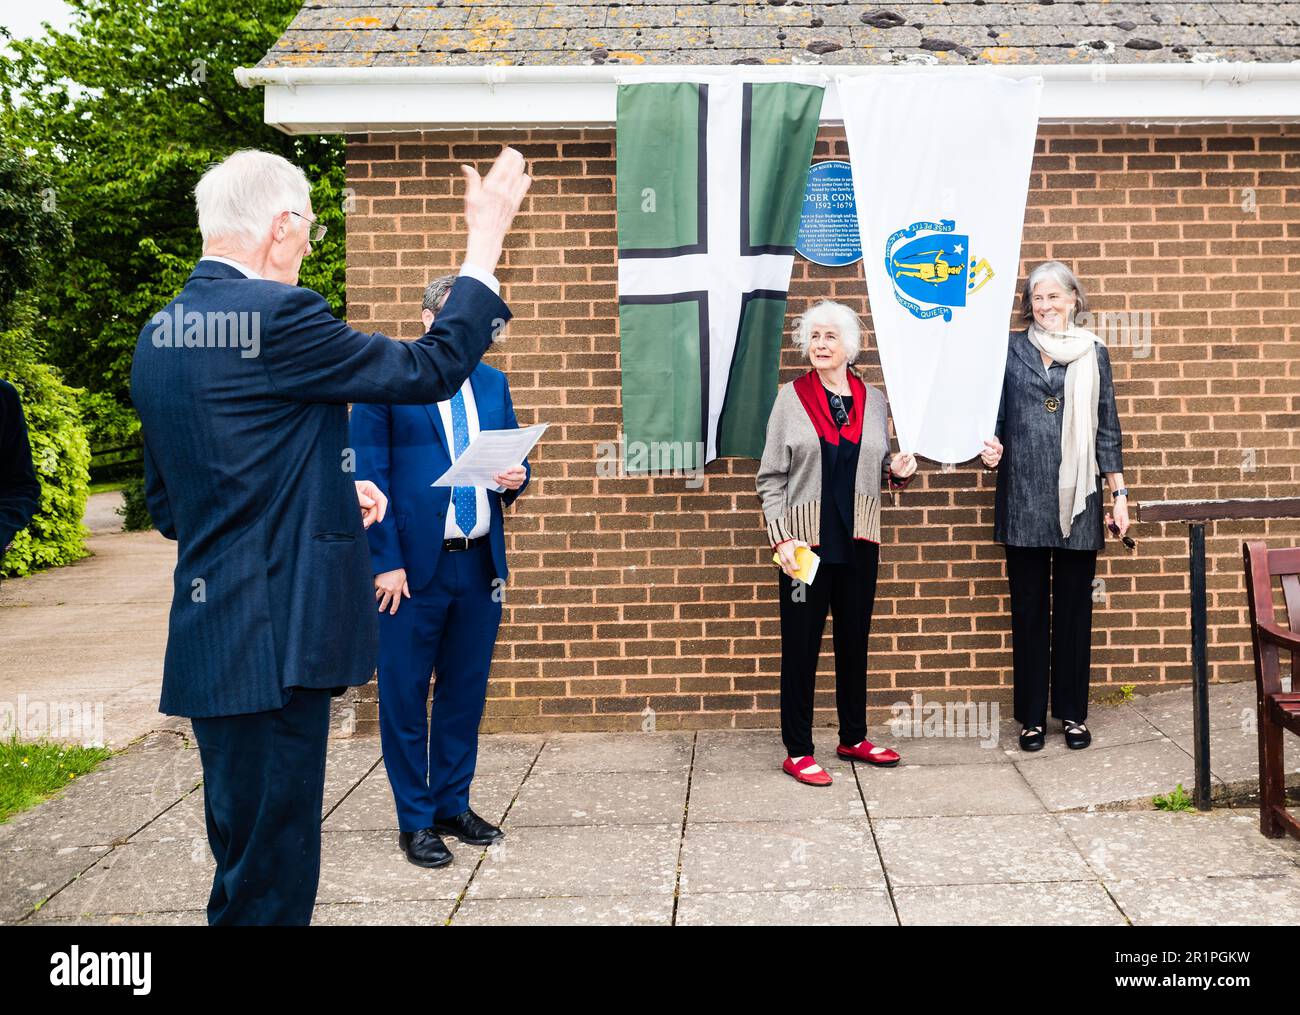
left=887, top=218, right=996, bottom=321
left=616, top=75, right=826, bottom=470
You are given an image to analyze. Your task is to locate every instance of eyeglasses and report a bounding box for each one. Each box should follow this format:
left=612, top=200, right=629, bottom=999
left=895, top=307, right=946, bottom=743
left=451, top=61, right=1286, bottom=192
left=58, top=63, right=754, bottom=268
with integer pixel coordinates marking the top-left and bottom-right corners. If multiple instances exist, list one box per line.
left=290, top=210, right=327, bottom=243
left=1107, top=520, right=1137, bottom=550
left=828, top=393, right=850, bottom=428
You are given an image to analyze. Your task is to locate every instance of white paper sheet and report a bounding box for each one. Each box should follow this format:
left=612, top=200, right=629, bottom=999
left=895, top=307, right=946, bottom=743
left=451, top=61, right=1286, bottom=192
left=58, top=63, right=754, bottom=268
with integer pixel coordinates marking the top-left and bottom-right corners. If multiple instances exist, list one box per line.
left=431, top=423, right=548, bottom=488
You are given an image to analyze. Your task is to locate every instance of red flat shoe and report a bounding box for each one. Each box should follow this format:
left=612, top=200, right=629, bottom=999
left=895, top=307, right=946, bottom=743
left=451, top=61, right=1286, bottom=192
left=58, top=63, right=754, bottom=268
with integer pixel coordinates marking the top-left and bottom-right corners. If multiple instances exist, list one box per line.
left=836, top=739, right=901, bottom=766
left=782, top=755, right=833, bottom=786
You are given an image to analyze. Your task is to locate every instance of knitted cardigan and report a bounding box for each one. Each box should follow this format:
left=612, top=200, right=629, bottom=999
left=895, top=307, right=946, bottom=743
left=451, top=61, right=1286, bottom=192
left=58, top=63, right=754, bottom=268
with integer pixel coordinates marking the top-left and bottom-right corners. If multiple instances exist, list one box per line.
left=756, top=371, right=897, bottom=547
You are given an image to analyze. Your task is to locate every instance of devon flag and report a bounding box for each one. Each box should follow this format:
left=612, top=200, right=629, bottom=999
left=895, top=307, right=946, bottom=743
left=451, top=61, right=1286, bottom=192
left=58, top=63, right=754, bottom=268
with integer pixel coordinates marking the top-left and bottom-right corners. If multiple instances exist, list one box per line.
left=617, top=75, right=826, bottom=469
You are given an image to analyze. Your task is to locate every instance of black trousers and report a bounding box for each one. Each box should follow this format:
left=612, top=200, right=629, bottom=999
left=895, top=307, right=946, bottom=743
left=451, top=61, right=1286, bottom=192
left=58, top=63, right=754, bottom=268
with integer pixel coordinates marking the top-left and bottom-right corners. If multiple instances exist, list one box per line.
left=190, top=687, right=331, bottom=926
left=1003, top=545, right=1098, bottom=728
left=778, top=539, right=879, bottom=757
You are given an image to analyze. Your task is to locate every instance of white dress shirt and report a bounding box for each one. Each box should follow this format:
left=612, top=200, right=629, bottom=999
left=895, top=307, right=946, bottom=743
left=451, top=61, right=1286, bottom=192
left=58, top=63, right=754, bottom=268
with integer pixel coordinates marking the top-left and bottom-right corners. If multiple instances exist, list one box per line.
left=437, top=379, right=492, bottom=540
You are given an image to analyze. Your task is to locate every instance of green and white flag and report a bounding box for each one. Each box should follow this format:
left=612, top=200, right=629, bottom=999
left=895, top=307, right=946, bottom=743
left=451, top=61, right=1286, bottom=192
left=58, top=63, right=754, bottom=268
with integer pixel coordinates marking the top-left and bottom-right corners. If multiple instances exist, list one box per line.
left=617, top=75, right=826, bottom=469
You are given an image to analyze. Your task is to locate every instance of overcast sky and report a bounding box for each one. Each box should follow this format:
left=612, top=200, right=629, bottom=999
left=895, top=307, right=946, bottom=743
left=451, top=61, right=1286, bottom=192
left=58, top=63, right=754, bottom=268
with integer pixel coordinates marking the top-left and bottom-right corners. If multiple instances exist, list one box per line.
left=1, top=0, right=75, bottom=49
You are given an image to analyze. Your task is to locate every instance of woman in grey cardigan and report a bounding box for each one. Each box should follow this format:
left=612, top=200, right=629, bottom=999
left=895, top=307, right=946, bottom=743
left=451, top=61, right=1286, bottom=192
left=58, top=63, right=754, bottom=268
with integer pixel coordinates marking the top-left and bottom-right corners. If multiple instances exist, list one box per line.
left=756, top=300, right=916, bottom=786
left=981, top=261, right=1131, bottom=752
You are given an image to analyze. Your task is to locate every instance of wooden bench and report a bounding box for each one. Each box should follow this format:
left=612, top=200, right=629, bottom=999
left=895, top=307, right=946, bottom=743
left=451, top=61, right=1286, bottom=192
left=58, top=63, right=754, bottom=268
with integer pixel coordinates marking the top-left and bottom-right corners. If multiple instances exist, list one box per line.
left=1243, top=540, right=1300, bottom=840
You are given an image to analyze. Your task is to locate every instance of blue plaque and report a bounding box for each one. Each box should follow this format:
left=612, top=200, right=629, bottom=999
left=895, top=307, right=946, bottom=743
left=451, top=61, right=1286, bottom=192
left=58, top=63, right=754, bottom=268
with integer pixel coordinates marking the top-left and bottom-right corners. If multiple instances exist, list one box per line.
left=795, top=160, right=862, bottom=267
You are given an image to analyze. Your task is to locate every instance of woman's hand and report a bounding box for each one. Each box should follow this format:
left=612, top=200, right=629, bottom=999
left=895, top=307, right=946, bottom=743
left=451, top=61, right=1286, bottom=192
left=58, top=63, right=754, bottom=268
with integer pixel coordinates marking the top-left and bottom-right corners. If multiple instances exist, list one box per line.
left=775, top=539, right=810, bottom=579
left=1107, top=497, right=1130, bottom=537
left=980, top=437, right=1003, bottom=469
left=375, top=567, right=410, bottom=615
left=889, top=452, right=917, bottom=479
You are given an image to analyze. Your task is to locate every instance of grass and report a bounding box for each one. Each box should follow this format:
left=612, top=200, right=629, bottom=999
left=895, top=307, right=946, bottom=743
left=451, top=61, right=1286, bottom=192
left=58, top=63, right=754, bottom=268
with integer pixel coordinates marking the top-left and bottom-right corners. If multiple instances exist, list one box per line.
left=0, top=736, right=113, bottom=824
left=1153, top=783, right=1197, bottom=813
left=87, top=480, right=126, bottom=496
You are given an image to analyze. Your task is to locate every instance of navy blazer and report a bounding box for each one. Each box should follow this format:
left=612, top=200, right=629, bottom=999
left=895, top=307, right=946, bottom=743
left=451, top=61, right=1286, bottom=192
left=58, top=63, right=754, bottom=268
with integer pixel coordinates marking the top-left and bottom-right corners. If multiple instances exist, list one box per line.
left=994, top=329, right=1124, bottom=551
left=348, top=363, right=529, bottom=590
left=129, top=259, right=510, bottom=718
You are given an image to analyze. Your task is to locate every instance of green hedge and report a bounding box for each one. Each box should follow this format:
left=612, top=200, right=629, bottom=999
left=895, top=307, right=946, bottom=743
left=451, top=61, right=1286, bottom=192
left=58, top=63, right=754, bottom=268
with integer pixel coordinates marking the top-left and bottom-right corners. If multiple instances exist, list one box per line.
left=1, top=361, right=90, bottom=577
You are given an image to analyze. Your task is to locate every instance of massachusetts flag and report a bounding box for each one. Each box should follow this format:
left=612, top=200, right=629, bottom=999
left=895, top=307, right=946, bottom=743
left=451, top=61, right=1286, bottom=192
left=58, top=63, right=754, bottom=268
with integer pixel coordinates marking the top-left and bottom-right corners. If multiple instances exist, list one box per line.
left=837, top=71, right=1042, bottom=464
left=616, top=75, right=826, bottom=469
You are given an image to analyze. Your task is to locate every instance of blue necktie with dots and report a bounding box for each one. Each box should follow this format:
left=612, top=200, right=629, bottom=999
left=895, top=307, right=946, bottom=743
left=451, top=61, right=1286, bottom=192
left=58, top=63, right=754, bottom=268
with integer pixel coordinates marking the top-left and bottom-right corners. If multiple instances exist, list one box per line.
left=449, top=388, right=477, bottom=536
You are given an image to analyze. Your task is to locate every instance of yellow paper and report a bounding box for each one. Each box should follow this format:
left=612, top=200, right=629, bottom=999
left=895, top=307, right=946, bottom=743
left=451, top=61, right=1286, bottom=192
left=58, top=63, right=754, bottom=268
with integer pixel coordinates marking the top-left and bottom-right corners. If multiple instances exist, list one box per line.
left=772, top=544, right=820, bottom=585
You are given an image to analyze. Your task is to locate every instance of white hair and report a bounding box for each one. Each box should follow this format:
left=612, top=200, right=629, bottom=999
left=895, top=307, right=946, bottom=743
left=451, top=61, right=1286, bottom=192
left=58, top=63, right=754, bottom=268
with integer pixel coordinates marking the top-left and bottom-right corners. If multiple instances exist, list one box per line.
left=195, top=149, right=311, bottom=249
left=793, top=299, right=863, bottom=363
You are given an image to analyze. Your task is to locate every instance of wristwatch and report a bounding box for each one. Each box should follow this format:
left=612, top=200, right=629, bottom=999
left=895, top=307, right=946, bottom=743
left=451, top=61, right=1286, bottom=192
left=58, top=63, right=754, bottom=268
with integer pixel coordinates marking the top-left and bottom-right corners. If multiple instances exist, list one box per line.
left=1112, top=487, right=1129, bottom=499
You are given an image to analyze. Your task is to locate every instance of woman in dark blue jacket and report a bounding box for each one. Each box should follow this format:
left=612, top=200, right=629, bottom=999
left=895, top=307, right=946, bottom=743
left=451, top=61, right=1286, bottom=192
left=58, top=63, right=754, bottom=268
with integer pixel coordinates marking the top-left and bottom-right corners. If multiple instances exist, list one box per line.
left=981, top=261, right=1130, bottom=752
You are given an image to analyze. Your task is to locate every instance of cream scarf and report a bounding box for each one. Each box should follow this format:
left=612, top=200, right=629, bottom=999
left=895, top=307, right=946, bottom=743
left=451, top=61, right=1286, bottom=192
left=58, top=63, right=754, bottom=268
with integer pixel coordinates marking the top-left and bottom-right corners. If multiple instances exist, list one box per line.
left=1026, top=320, right=1102, bottom=537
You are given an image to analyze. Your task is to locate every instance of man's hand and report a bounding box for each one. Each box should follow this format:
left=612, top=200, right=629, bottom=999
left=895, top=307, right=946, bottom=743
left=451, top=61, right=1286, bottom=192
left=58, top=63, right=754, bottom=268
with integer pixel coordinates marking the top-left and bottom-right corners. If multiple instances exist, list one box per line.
left=980, top=436, right=1003, bottom=469
left=355, top=480, right=387, bottom=529
left=890, top=452, right=917, bottom=479
left=461, top=147, right=531, bottom=275
left=375, top=567, right=409, bottom=615
left=493, top=465, right=527, bottom=491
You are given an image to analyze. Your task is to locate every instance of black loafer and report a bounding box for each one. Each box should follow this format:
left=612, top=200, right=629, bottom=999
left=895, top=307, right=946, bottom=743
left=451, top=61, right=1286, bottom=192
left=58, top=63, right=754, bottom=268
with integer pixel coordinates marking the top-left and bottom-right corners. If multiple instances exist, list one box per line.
left=434, top=808, right=505, bottom=846
left=1019, top=726, right=1045, bottom=752
left=1063, top=720, right=1091, bottom=750
left=397, top=828, right=453, bottom=868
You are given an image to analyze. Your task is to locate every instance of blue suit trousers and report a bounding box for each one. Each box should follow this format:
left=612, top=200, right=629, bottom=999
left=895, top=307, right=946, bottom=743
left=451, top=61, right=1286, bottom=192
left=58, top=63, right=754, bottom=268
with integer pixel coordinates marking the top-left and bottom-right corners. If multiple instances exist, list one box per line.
left=378, top=541, right=502, bottom=832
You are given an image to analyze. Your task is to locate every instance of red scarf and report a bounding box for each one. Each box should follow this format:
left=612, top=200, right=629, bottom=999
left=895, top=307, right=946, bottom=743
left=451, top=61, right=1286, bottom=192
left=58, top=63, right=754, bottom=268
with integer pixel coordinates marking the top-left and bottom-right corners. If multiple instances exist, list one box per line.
left=793, top=369, right=865, bottom=445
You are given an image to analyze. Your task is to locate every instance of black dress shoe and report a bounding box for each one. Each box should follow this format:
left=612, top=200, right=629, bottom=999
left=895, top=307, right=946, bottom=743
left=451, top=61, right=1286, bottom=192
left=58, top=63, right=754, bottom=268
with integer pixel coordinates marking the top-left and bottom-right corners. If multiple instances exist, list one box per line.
left=1062, top=719, right=1091, bottom=750
left=434, top=808, right=505, bottom=846
left=397, top=828, right=453, bottom=868
left=1019, top=725, right=1045, bottom=752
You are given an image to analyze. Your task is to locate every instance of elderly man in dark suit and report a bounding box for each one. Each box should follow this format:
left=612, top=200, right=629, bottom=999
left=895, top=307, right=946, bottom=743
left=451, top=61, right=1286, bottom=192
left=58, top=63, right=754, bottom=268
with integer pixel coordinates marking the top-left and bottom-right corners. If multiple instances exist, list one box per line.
left=130, top=146, right=529, bottom=925
left=0, top=379, right=41, bottom=572
left=981, top=261, right=1129, bottom=754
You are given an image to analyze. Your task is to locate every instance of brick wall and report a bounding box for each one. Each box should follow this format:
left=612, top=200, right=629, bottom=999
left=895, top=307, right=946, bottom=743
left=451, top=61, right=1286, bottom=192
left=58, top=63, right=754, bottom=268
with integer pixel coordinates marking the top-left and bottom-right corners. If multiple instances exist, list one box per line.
left=342, top=122, right=1300, bottom=735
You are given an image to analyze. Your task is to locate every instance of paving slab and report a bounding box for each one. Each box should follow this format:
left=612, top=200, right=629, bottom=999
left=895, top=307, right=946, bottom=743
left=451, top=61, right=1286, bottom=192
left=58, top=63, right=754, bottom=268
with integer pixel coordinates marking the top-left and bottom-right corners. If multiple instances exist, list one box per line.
left=506, top=769, right=687, bottom=827
left=1057, top=811, right=1300, bottom=880
left=676, top=888, right=896, bottom=926
left=0, top=845, right=111, bottom=923
left=465, top=823, right=681, bottom=900
left=316, top=830, right=472, bottom=904
left=1015, top=736, right=1207, bottom=811
left=532, top=731, right=693, bottom=774
left=1000, top=703, right=1169, bottom=760
left=451, top=895, right=673, bottom=926
left=860, top=763, right=1043, bottom=818
left=323, top=767, right=519, bottom=831
left=1104, top=874, right=1300, bottom=926
left=893, top=880, right=1126, bottom=926
left=0, top=731, right=200, bottom=852
left=34, top=840, right=214, bottom=920
left=321, top=736, right=383, bottom=812
left=688, top=762, right=865, bottom=822
left=1128, top=681, right=1259, bottom=740
left=311, top=900, right=455, bottom=926
left=679, top=818, right=886, bottom=893
left=873, top=814, right=1095, bottom=887
left=472, top=734, right=546, bottom=779
left=28, top=908, right=206, bottom=926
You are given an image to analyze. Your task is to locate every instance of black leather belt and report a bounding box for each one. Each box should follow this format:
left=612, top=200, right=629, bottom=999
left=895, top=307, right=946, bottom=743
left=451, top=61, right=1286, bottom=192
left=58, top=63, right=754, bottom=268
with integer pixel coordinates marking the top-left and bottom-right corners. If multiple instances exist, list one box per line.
left=442, top=535, right=488, bottom=552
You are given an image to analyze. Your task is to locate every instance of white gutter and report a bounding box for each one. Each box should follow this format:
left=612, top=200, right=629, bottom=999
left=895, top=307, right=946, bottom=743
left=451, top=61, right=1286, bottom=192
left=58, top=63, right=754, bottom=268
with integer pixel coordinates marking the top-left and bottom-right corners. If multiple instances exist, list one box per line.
left=233, top=62, right=1300, bottom=134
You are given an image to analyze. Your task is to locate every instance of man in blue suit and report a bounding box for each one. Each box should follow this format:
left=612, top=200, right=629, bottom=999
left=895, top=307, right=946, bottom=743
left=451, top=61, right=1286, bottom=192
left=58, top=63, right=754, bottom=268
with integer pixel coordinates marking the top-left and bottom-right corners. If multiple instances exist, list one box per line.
left=350, top=274, right=529, bottom=868
left=129, top=147, right=530, bottom=924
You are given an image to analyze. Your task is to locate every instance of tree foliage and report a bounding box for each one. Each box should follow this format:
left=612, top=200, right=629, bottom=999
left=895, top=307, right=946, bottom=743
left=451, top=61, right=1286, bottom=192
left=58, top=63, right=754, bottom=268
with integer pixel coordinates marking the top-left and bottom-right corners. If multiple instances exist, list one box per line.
left=0, top=0, right=345, bottom=443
